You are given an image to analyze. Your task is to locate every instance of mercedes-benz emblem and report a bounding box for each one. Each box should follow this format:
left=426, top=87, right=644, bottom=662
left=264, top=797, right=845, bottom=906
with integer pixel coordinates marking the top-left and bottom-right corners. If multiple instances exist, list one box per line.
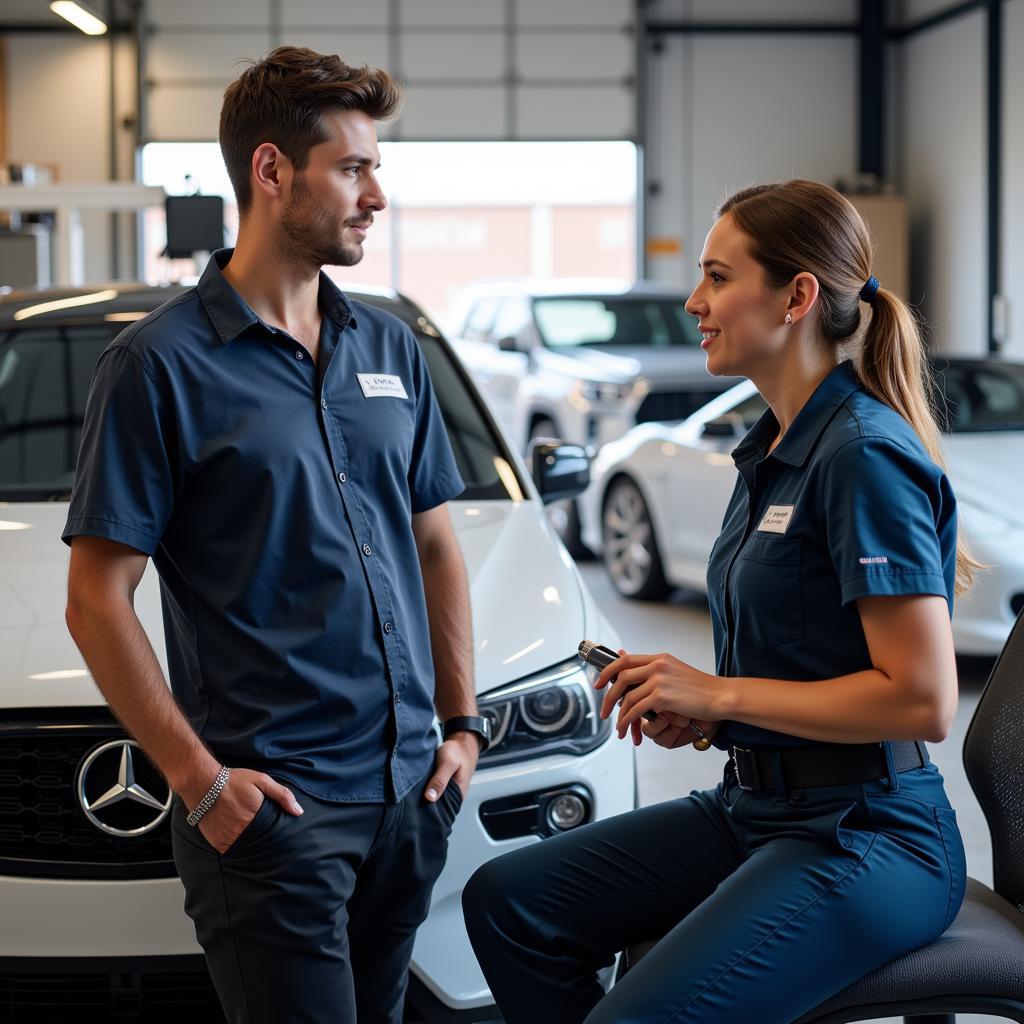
left=76, top=739, right=172, bottom=837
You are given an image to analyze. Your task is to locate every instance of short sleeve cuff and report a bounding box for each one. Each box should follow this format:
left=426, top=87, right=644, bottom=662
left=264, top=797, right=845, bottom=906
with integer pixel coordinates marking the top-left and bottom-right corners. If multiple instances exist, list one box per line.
left=62, top=514, right=160, bottom=556
left=840, top=569, right=949, bottom=607
left=410, top=472, right=465, bottom=514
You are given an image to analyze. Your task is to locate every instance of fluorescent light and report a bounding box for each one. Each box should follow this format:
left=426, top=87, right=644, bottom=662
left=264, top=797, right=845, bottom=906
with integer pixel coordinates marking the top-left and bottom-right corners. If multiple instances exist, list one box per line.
left=0, top=520, right=33, bottom=531
left=49, top=1, right=107, bottom=35
left=105, top=312, right=148, bottom=322
left=31, top=669, right=90, bottom=680
left=14, top=289, right=118, bottom=321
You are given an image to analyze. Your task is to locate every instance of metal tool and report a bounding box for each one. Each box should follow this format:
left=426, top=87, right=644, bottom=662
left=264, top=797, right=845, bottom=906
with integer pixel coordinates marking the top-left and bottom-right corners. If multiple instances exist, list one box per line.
left=578, top=640, right=711, bottom=749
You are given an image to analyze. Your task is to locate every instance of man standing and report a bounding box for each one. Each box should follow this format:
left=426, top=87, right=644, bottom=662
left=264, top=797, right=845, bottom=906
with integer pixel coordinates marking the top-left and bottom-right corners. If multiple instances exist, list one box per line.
left=64, top=47, right=486, bottom=1024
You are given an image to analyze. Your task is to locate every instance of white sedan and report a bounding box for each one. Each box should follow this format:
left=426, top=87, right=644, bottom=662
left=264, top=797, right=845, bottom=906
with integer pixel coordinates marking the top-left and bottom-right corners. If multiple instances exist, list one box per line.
left=579, top=358, right=1024, bottom=657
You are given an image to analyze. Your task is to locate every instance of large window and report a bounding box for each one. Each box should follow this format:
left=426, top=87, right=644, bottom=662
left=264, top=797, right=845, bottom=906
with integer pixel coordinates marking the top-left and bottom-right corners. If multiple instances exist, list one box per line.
left=140, top=140, right=637, bottom=326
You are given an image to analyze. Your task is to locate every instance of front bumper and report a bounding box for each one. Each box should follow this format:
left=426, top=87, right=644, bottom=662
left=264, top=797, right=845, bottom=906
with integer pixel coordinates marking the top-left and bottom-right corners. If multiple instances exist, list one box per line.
left=0, top=954, right=217, bottom=1021
left=0, top=732, right=636, bottom=1016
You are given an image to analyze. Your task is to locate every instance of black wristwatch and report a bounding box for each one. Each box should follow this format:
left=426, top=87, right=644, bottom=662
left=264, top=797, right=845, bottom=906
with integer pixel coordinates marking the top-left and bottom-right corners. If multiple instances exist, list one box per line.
left=443, top=715, right=492, bottom=753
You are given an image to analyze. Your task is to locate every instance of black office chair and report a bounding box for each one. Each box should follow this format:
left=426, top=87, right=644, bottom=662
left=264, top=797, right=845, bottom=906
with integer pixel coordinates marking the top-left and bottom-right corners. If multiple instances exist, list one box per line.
left=621, top=609, right=1024, bottom=1023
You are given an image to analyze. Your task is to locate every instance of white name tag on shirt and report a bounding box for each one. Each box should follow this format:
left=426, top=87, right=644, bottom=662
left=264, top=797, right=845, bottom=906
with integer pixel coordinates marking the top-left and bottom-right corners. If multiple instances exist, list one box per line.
left=357, top=373, right=408, bottom=399
left=757, top=504, right=796, bottom=534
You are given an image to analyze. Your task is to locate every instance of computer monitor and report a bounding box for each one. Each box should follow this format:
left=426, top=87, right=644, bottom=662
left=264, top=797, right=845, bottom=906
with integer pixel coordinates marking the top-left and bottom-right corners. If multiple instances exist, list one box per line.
left=165, top=195, right=224, bottom=258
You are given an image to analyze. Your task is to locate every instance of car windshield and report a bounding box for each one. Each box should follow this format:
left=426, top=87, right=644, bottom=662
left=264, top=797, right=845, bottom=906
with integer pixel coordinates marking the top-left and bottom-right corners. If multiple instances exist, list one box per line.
left=532, top=296, right=699, bottom=349
left=0, top=299, right=522, bottom=502
left=932, top=360, right=1024, bottom=433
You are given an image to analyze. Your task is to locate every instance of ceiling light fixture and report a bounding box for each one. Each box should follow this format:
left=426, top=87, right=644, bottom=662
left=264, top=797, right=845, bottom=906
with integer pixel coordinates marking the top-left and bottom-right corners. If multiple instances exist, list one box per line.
left=49, top=1, right=108, bottom=36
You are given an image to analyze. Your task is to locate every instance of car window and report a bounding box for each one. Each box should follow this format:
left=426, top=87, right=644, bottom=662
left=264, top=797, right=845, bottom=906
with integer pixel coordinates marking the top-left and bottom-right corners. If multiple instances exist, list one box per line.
left=461, top=298, right=500, bottom=342
left=532, top=297, right=697, bottom=348
left=671, top=304, right=704, bottom=346
left=0, top=311, right=523, bottom=503
left=417, top=332, right=522, bottom=500
left=932, top=362, right=1024, bottom=433
left=491, top=299, right=530, bottom=344
left=0, top=326, right=115, bottom=500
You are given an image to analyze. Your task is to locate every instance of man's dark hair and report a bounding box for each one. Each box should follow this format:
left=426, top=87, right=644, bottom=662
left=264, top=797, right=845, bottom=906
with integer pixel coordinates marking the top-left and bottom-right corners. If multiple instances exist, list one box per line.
left=219, top=46, right=400, bottom=214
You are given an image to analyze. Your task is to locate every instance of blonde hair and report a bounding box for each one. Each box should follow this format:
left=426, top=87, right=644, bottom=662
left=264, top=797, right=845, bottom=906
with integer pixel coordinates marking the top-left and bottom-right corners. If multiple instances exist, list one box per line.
left=719, top=179, right=979, bottom=595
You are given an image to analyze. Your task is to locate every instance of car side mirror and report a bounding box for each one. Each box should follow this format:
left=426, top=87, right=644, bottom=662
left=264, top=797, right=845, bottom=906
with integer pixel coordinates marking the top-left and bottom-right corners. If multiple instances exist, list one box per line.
left=701, top=416, right=742, bottom=439
left=497, top=334, right=522, bottom=352
left=530, top=439, right=591, bottom=505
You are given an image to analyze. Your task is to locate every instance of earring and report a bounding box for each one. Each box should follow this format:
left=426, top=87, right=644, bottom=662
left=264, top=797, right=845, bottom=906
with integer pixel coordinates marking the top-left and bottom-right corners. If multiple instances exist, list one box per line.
left=784, top=313, right=793, bottom=325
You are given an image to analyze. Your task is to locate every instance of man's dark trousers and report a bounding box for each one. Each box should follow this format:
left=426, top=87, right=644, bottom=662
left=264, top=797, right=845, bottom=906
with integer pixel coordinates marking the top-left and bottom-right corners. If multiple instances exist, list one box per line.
left=171, top=770, right=462, bottom=1024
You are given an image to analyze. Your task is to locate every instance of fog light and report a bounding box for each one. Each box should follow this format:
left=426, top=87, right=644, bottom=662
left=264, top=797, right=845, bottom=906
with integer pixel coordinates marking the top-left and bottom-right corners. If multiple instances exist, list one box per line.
left=547, top=792, right=587, bottom=831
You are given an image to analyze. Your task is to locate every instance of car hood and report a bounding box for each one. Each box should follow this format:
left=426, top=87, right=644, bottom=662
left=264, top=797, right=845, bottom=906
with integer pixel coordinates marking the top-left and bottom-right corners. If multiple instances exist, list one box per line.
left=944, top=432, right=1024, bottom=526
left=540, top=344, right=741, bottom=391
left=591, top=345, right=742, bottom=391
left=1, top=501, right=584, bottom=708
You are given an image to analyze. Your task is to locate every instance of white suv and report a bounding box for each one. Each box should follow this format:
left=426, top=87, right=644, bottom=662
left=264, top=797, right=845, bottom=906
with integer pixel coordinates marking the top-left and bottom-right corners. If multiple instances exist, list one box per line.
left=0, top=283, right=634, bottom=1022
left=446, top=280, right=741, bottom=553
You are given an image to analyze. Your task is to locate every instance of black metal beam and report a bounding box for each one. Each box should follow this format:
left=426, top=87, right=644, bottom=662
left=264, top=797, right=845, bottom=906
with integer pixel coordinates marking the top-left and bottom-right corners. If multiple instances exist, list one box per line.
left=647, top=21, right=857, bottom=36
left=889, top=0, right=987, bottom=40
left=858, top=0, right=886, bottom=178
left=986, top=0, right=1002, bottom=352
left=647, top=1, right=989, bottom=42
left=0, top=22, right=132, bottom=34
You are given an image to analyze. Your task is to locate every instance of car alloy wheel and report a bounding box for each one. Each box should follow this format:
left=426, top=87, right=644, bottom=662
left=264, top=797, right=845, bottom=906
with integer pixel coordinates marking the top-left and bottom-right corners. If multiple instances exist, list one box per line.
left=602, top=476, right=669, bottom=599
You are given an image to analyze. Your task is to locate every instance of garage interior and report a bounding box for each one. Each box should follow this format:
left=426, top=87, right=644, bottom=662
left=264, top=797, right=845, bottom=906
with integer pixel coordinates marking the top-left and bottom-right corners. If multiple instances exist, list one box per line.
left=1, top=1, right=1023, bottom=1023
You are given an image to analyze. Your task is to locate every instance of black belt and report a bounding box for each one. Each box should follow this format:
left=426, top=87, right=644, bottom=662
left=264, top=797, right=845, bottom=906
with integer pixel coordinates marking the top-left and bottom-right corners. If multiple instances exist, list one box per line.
left=728, top=740, right=928, bottom=794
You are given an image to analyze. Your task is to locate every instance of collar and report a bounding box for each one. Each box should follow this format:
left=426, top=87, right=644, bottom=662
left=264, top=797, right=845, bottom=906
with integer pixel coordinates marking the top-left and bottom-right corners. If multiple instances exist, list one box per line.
left=197, top=248, right=357, bottom=345
left=733, top=361, right=862, bottom=469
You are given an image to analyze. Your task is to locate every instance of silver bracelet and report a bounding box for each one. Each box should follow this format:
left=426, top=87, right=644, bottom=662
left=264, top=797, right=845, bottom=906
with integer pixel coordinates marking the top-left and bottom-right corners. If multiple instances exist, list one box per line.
left=186, top=765, right=230, bottom=827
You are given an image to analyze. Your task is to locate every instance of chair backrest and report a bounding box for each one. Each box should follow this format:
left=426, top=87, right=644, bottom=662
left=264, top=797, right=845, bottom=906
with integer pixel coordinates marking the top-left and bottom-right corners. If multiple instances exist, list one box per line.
left=963, top=607, right=1024, bottom=911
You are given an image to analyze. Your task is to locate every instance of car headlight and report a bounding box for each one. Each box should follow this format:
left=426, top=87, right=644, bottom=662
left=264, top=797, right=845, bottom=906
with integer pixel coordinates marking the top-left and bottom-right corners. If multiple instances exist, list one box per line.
left=477, top=658, right=611, bottom=766
left=576, top=380, right=639, bottom=404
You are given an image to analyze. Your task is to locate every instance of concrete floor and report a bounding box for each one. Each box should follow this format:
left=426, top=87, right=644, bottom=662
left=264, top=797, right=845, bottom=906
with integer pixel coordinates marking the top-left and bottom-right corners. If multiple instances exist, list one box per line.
left=577, top=562, right=1010, bottom=1024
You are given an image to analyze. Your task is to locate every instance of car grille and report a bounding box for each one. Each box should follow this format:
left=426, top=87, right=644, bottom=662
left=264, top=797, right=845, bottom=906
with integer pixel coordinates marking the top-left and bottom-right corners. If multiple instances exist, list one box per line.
left=0, top=710, right=176, bottom=879
left=0, top=959, right=221, bottom=1021
left=635, top=390, right=722, bottom=424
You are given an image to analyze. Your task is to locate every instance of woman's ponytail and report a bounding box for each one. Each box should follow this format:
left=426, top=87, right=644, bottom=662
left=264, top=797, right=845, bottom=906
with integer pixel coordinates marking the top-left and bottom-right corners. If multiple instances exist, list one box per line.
left=858, top=288, right=979, bottom=595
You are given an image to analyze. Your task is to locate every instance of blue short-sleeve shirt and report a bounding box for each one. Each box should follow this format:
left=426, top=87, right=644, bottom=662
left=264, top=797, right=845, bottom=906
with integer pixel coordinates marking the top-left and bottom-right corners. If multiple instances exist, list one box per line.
left=63, top=249, right=465, bottom=802
left=707, top=360, right=957, bottom=751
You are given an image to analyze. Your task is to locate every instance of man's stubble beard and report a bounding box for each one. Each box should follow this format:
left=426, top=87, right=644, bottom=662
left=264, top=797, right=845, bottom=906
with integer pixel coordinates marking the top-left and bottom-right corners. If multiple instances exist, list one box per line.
left=278, top=176, right=365, bottom=270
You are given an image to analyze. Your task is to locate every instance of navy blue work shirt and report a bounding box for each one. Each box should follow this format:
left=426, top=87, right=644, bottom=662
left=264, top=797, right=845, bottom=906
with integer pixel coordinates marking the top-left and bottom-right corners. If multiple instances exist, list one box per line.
left=63, top=249, right=465, bottom=802
left=707, top=360, right=957, bottom=751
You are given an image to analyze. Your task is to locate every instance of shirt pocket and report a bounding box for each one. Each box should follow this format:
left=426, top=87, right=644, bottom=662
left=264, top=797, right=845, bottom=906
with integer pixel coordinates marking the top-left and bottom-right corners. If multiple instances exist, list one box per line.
left=735, top=535, right=806, bottom=648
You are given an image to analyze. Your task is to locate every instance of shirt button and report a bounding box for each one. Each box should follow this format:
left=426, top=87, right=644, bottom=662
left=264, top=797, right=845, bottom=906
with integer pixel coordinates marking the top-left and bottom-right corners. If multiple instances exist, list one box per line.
left=362, top=543, right=372, bottom=556
left=383, top=621, right=393, bottom=634
left=321, top=398, right=327, bottom=409
left=394, top=693, right=401, bottom=704
left=294, top=350, right=304, bottom=360
left=337, top=471, right=347, bottom=483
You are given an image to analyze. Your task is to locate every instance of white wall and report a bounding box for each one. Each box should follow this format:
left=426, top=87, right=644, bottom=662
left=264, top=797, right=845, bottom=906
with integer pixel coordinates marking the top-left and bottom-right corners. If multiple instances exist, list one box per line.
left=901, top=10, right=987, bottom=354
left=1002, top=0, right=1024, bottom=359
left=4, top=32, right=138, bottom=282
left=642, top=0, right=858, bottom=291
left=642, top=0, right=1003, bottom=357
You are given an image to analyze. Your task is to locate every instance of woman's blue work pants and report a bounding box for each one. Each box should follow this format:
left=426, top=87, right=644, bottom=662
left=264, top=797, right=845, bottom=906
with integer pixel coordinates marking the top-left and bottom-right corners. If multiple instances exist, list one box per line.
left=463, top=758, right=965, bottom=1024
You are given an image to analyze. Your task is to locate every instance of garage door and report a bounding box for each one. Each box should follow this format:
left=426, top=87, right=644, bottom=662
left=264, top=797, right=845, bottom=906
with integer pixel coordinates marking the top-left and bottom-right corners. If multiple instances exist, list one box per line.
left=143, top=0, right=636, bottom=142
